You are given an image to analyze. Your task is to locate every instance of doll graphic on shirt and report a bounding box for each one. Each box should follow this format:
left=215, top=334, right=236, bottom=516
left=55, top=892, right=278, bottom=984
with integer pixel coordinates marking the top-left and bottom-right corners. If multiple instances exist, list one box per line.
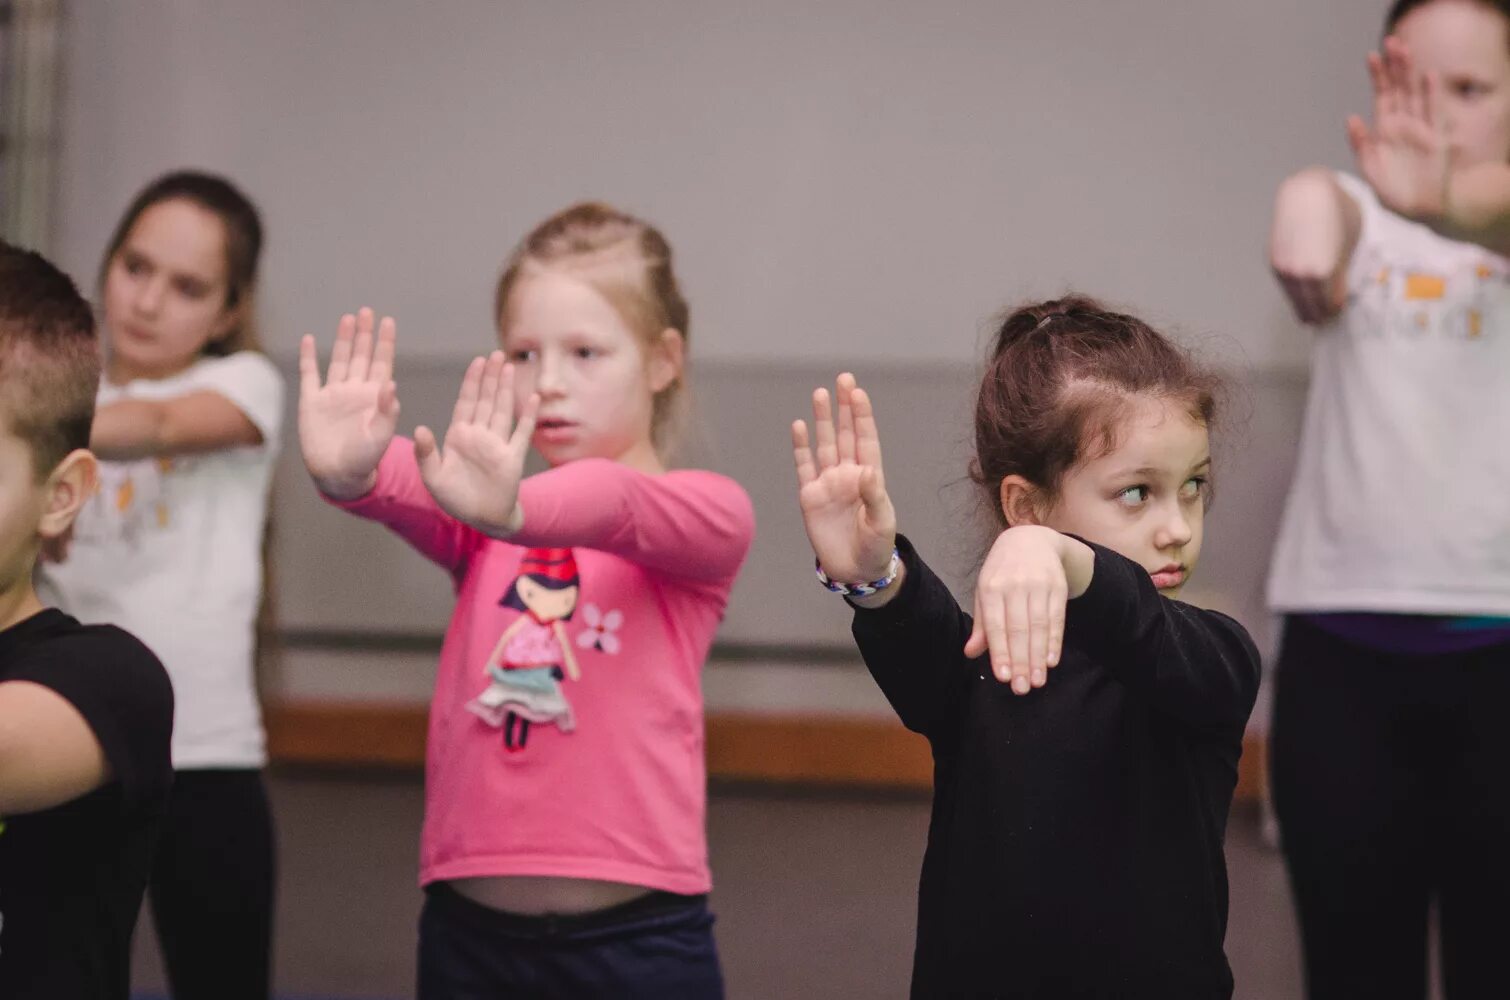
left=465, top=548, right=583, bottom=751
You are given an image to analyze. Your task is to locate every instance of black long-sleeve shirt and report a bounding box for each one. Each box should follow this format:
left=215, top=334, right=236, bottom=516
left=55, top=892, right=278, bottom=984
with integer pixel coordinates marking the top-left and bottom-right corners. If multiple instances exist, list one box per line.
left=852, top=536, right=1261, bottom=999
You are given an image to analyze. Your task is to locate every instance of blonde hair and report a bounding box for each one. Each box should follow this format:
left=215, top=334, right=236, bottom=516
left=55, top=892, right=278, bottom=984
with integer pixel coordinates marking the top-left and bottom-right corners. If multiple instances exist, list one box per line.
left=494, top=202, right=689, bottom=452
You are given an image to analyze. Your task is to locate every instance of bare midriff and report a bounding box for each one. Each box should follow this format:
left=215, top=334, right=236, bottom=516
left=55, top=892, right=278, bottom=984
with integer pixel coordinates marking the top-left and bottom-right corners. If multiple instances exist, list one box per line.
left=447, top=875, right=653, bottom=916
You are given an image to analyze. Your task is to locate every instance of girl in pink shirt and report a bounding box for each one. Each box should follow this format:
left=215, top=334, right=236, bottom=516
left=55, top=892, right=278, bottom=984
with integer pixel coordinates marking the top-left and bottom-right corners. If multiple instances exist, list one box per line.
left=298, top=203, right=754, bottom=999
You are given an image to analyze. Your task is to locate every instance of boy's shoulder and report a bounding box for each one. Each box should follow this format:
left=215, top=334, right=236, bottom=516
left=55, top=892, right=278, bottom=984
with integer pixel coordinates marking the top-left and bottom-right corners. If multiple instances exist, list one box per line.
left=0, top=610, right=172, bottom=718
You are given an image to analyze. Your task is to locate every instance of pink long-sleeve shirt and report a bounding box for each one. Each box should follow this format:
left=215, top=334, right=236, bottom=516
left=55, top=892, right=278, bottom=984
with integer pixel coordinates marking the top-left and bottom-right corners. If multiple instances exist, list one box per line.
left=330, top=439, right=755, bottom=893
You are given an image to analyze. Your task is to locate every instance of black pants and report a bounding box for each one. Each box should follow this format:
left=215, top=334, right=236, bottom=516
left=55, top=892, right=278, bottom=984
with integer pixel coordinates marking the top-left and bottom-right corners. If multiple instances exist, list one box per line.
left=1270, top=618, right=1510, bottom=1000
left=147, top=768, right=276, bottom=1000
left=418, top=881, right=724, bottom=1000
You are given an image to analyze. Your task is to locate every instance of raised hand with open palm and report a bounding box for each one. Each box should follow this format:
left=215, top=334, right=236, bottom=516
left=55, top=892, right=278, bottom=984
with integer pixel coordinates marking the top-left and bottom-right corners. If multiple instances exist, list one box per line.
left=790, top=372, right=898, bottom=604
left=298, top=308, right=401, bottom=501
left=414, top=351, right=540, bottom=536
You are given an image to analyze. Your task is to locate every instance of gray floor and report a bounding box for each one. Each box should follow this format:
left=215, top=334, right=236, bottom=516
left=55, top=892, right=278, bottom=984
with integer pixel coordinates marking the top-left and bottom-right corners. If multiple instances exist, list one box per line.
left=132, top=770, right=1304, bottom=999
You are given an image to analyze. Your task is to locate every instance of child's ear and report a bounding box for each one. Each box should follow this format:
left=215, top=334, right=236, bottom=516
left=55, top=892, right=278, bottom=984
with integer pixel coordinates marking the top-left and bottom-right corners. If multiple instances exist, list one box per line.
left=38, top=449, right=98, bottom=540
left=648, top=328, right=685, bottom=394
left=999, top=475, right=1044, bottom=528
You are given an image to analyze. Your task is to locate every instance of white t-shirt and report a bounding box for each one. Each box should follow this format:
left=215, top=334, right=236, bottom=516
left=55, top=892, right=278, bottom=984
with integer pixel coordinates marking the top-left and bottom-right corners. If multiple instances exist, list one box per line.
left=1267, top=172, right=1510, bottom=616
left=38, top=351, right=284, bottom=768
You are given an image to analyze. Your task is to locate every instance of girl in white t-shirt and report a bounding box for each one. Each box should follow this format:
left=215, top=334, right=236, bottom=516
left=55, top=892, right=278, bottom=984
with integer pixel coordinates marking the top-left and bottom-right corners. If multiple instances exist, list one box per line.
left=1267, top=3, right=1510, bottom=997
left=39, top=171, right=283, bottom=1000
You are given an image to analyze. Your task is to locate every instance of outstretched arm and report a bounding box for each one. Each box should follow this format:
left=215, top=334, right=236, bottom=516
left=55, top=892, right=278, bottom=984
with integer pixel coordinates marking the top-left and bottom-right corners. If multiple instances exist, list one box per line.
left=1270, top=167, right=1363, bottom=325
left=0, top=681, right=108, bottom=816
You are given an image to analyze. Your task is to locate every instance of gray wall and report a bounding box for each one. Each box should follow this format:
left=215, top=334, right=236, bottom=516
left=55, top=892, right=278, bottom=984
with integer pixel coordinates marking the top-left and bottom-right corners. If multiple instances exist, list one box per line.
left=53, top=0, right=1360, bottom=724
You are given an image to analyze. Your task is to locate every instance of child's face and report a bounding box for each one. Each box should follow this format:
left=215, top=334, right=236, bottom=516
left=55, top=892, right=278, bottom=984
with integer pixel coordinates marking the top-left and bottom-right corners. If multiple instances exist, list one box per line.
left=516, top=577, right=578, bottom=621
left=1395, top=0, right=1510, bottom=167
left=1040, top=397, right=1209, bottom=598
left=102, top=198, right=235, bottom=381
left=500, top=268, right=666, bottom=468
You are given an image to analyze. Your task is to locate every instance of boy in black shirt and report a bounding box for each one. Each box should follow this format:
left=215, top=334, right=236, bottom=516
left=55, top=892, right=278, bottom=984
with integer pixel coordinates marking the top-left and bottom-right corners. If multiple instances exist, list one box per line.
left=0, top=240, right=173, bottom=999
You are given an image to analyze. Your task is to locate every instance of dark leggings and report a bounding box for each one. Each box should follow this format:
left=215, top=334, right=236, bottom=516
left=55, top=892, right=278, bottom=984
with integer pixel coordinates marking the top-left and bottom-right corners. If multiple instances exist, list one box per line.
left=147, top=768, right=276, bottom=1000
left=1269, top=619, right=1510, bottom=1000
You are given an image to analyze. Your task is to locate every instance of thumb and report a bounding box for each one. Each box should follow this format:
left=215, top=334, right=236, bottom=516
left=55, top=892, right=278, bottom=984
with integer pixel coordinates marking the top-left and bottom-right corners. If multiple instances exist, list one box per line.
left=859, top=465, right=889, bottom=516
left=1346, top=115, right=1370, bottom=158
left=379, top=380, right=400, bottom=417
left=414, top=425, right=440, bottom=475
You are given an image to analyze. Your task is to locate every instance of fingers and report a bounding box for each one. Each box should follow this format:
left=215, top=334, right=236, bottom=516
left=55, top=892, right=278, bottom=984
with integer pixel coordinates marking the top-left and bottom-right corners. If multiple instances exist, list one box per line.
left=1046, top=582, right=1067, bottom=669
left=452, top=357, right=486, bottom=429
left=369, top=316, right=397, bottom=385
left=299, top=334, right=321, bottom=398
left=511, top=392, right=540, bottom=450
left=792, top=420, right=818, bottom=488
left=1369, top=49, right=1398, bottom=120
left=851, top=386, right=885, bottom=481
left=812, top=388, right=838, bottom=470
left=980, top=586, right=1012, bottom=685
left=1027, top=587, right=1050, bottom=687
left=327, top=313, right=356, bottom=383
left=489, top=361, right=517, bottom=437
left=1006, top=589, right=1032, bottom=695
left=474, top=351, right=504, bottom=431
left=1386, top=36, right=1416, bottom=117
left=349, top=307, right=375, bottom=382
left=835, top=373, right=857, bottom=464
left=1421, top=70, right=1438, bottom=131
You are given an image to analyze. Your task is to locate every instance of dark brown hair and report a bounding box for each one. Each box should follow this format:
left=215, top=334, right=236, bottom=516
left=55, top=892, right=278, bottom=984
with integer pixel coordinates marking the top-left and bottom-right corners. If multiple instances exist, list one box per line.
left=1386, top=0, right=1510, bottom=40
left=0, top=241, right=101, bottom=478
left=100, top=170, right=264, bottom=355
left=494, top=202, right=690, bottom=452
left=971, top=296, right=1221, bottom=526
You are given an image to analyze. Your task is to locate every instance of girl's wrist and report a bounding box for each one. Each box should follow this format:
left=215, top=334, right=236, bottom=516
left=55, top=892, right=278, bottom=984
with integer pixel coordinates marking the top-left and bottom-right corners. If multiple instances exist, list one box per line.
left=477, top=502, right=526, bottom=540
left=316, top=470, right=378, bottom=502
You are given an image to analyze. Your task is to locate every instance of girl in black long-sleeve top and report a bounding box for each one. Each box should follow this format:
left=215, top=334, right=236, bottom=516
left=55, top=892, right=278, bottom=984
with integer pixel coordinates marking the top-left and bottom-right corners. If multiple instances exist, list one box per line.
left=790, top=297, right=1261, bottom=999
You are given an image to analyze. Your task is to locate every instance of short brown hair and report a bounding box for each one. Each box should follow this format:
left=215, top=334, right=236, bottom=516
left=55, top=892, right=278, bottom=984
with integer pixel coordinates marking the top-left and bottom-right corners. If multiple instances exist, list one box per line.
left=0, top=241, right=101, bottom=478
left=494, top=202, right=690, bottom=451
left=971, top=295, right=1221, bottom=526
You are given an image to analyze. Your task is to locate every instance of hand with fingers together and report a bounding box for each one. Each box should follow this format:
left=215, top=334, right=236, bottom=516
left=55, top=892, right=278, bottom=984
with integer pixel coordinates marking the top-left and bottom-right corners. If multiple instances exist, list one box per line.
left=299, top=307, right=402, bottom=501
left=1349, top=35, right=1451, bottom=221
left=413, top=351, right=540, bottom=537
left=964, top=526, right=1091, bottom=697
left=790, top=373, right=899, bottom=607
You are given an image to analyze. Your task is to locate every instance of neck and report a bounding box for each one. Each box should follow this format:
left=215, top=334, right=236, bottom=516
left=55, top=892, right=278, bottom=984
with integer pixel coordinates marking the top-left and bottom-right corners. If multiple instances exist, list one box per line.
left=612, top=437, right=665, bottom=475
left=0, top=582, right=43, bottom=633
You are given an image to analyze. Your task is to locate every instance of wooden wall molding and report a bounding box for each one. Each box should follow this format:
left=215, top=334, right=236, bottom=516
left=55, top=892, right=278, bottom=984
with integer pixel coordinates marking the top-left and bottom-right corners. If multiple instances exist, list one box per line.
left=265, top=700, right=1266, bottom=802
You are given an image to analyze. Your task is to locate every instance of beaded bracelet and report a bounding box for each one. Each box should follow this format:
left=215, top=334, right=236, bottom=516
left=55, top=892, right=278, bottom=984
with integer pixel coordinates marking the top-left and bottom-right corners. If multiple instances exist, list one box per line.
left=816, top=549, right=901, bottom=597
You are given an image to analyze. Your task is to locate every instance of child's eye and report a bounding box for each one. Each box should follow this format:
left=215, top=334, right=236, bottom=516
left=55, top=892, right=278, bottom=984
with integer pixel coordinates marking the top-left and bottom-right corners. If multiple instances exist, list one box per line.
left=174, top=279, right=208, bottom=300
left=1454, top=81, right=1489, bottom=99
left=574, top=346, right=598, bottom=360
left=1116, top=485, right=1149, bottom=507
left=1181, top=476, right=1208, bottom=500
left=123, top=256, right=149, bottom=277
left=508, top=349, right=537, bottom=363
